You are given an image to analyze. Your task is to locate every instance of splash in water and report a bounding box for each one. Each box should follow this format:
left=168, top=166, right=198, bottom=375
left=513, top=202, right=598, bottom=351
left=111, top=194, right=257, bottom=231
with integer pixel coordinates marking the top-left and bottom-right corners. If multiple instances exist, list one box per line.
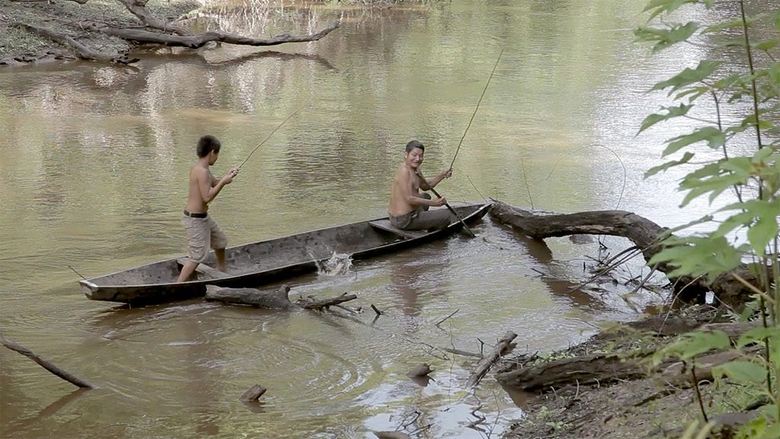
left=315, top=251, right=353, bottom=276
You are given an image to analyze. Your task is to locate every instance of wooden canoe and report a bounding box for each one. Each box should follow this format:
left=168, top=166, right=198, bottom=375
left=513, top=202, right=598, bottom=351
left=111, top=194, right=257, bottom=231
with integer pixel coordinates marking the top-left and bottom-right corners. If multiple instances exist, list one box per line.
left=80, top=202, right=491, bottom=305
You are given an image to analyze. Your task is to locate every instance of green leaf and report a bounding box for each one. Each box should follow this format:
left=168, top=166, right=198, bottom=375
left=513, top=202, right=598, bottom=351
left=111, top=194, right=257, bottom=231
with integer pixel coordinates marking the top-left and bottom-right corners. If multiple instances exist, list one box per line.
left=652, top=61, right=720, bottom=94
left=663, top=127, right=725, bottom=156
left=679, top=160, right=748, bottom=206
left=643, top=0, right=711, bottom=20
left=712, top=360, right=767, bottom=385
left=712, top=211, right=752, bottom=238
left=635, top=23, right=700, bottom=52
left=703, top=17, right=753, bottom=33
left=638, top=104, right=693, bottom=134
left=650, top=236, right=742, bottom=279
left=754, top=39, right=779, bottom=51
left=653, top=330, right=730, bottom=364
left=645, top=152, right=695, bottom=177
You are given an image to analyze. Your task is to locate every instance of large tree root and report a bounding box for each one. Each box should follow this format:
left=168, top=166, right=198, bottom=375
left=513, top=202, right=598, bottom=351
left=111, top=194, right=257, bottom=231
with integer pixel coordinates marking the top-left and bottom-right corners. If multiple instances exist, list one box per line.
left=18, top=23, right=138, bottom=64
left=6, top=1, right=340, bottom=65
left=99, top=21, right=341, bottom=49
left=489, top=200, right=760, bottom=307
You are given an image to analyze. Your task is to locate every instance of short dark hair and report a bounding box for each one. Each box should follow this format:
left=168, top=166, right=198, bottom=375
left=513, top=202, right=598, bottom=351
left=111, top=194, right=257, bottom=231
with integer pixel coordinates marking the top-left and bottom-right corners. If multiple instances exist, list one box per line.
left=196, top=135, right=221, bottom=158
left=405, top=140, right=425, bottom=153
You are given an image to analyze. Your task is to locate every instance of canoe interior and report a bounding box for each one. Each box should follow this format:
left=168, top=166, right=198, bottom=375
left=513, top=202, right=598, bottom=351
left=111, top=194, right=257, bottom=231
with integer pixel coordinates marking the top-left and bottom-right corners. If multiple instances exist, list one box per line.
left=81, top=203, right=487, bottom=303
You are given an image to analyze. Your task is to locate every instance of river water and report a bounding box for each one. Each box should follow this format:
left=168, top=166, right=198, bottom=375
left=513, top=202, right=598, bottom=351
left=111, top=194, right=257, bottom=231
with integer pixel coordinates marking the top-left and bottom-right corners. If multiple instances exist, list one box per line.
left=0, top=0, right=735, bottom=437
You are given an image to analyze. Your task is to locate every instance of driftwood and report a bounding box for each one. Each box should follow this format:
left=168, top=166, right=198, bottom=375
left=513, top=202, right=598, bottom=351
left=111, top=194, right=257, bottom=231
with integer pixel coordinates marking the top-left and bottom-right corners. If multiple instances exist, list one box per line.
left=489, top=200, right=760, bottom=307
left=239, top=384, right=267, bottom=402
left=498, top=328, right=762, bottom=392
left=205, top=285, right=294, bottom=310
left=0, top=334, right=94, bottom=389
left=496, top=352, right=647, bottom=391
left=205, top=285, right=357, bottom=312
left=297, top=293, right=357, bottom=310
left=466, top=331, right=517, bottom=387
left=18, top=23, right=138, bottom=64
left=373, top=432, right=411, bottom=439
left=100, top=21, right=340, bottom=50
left=7, top=0, right=340, bottom=65
left=407, top=363, right=432, bottom=378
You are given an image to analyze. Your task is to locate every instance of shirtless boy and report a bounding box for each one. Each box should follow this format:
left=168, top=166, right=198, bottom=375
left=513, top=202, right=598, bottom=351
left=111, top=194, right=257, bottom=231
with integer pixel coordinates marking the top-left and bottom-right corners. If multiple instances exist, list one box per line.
left=177, top=135, right=239, bottom=282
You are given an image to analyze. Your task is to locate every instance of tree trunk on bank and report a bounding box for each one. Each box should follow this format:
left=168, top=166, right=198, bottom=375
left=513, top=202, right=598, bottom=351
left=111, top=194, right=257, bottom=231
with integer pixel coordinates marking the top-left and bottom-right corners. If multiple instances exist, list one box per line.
left=6, top=1, right=340, bottom=65
left=489, top=200, right=760, bottom=308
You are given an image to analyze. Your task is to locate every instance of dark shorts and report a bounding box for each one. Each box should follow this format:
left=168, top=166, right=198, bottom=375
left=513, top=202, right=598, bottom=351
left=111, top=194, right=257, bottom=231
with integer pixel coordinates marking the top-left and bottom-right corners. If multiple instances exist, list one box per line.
left=389, top=200, right=454, bottom=231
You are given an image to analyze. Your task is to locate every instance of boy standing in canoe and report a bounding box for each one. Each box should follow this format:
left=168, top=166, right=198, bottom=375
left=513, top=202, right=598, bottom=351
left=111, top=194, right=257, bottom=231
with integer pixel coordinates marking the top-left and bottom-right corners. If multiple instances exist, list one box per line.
left=177, top=135, right=239, bottom=282
left=388, top=140, right=455, bottom=231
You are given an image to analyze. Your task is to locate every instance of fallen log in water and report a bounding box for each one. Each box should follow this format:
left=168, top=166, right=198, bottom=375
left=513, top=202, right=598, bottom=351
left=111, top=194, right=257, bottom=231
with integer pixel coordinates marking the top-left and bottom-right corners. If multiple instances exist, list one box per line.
left=205, top=285, right=357, bottom=311
left=489, top=199, right=761, bottom=307
left=0, top=333, right=94, bottom=389
left=467, top=331, right=517, bottom=387
left=205, top=285, right=294, bottom=310
left=496, top=352, right=646, bottom=391
left=497, top=322, right=762, bottom=392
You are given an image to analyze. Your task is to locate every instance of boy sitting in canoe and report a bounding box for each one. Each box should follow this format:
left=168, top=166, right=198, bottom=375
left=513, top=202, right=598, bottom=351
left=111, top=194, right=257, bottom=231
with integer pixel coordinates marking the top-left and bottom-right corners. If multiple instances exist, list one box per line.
left=177, top=135, right=239, bottom=282
left=388, top=140, right=455, bottom=231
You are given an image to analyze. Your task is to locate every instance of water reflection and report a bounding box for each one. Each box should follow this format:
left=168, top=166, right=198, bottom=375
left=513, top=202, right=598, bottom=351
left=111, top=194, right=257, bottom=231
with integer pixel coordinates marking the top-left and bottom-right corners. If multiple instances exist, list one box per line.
left=389, top=255, right=449, bottom=317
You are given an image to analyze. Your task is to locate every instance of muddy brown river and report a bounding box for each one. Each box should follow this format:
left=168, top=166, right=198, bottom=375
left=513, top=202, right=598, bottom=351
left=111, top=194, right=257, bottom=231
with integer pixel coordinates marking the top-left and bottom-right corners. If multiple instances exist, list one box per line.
left=0, top=0, right=729, bottom=437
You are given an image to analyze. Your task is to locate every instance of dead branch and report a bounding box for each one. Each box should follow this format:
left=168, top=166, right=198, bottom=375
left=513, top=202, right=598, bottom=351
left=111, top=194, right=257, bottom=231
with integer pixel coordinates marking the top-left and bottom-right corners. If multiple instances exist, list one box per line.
left=467, top=331, right=517, bottom=387
left=99, top=20, right=341, bottom=49
left=297, top=293, right=357, bottom=310
left=0, top=334, right=94, bottom=389
left=18, top=23, right=138, bottom=64
left=114, top=0, right=187, bottom=34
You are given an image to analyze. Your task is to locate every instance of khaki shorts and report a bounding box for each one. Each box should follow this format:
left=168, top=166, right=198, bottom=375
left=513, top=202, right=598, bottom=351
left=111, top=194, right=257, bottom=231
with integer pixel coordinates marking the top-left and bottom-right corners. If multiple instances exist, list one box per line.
left=182, top=215, right=228, bottom=262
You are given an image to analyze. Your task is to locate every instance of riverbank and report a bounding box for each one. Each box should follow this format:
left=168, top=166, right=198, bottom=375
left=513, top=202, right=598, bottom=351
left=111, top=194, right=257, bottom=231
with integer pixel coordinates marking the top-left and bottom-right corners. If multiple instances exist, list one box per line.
left=0, top=0, right=201, bottom=65
left=501, top=305, right=757, bottom=438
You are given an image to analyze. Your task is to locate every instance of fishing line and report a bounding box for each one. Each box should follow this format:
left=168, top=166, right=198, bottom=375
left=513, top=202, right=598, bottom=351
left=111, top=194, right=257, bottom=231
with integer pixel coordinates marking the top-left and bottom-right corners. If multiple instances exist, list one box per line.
left=520, top=158, right=534, bottom=210
left=465, top=173, right=488, bottom=202
left=67, top=265, right=87, bottom=280
left=449, top=48, right=504, bottom=170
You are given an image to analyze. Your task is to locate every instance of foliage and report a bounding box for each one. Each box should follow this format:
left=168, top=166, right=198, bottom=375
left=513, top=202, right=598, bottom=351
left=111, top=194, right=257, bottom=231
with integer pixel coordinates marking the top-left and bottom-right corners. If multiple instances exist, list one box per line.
left=636, top=0, right=780, bottom=435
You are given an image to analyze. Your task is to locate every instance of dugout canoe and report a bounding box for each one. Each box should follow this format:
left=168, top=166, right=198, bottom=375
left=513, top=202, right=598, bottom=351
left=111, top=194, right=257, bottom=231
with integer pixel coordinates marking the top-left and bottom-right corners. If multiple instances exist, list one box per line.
left=80, top=202, right=491, bottom=305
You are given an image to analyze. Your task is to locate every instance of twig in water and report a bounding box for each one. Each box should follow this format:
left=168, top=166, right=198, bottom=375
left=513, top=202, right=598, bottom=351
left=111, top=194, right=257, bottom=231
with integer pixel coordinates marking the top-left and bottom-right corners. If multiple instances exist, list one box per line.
left=371, top=304, right=383, bottom=316
left=0, top=333, right=94, bottom=389
left=435, top=309, right=459, bottom=328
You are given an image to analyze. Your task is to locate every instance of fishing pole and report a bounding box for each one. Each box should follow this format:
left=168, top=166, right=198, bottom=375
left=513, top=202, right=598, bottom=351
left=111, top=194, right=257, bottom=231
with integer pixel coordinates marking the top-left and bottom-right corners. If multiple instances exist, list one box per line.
left=449, top=48, right=504, bottom=170
left=425, top=49, right=504, bottom=238
left=423, top=180, right=476, bottom=238
left=237, top=106, right=304, bottom=169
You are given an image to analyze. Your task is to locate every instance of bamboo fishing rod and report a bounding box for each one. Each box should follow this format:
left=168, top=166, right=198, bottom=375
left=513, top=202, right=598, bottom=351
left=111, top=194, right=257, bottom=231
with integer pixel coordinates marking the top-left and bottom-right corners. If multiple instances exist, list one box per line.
left=450, top=48, right=503, bottom=170
left=426, top=49, right=504, bottom=238
left=237, top=106, right=304, bottom=169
